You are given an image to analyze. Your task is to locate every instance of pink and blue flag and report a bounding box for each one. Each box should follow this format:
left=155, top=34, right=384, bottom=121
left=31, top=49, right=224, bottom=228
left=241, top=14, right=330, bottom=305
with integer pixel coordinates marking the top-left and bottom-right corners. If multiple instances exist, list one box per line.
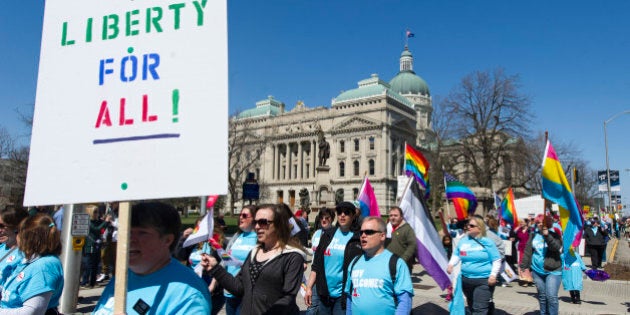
left=542, top=140, right=583, bottom=256
left=357, top=176, right=380, bottom=217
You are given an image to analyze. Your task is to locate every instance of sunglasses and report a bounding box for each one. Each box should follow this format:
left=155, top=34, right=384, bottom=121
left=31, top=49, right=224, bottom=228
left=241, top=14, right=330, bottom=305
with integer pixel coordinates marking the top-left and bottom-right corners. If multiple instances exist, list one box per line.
left=240, top=213, right=252, bottom=219
left=360, top=229, right=382, bottom=236
left=320, top=216, right=332, bottom=221
left=0, top=224, right=6, bottom=229
left=336, top=209, right=353, bottom=216
left=254, top=218, right=273, bottom=228
left=467, top=224, right=478, bottom=228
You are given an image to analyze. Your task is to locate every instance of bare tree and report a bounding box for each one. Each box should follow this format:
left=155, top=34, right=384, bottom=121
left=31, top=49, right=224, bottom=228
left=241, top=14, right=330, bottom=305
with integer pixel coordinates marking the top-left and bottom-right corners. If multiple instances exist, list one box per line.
left=227, top=116, right=267, bottom=214
left=440, top=68, right=533, bottom=194
left=0, top=126, right=15, bottom=159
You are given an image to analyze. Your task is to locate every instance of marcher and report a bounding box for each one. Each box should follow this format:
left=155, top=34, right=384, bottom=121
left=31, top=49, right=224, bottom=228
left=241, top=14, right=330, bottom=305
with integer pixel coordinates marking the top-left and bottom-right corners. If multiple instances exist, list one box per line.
left=344, top=216, right=414, bottom=314
left=0, top=206, right=29, bottom=284
left=562, top=251, right=586, bottom=304
left=305, top=201, right=362, bottom=314
left=81, top=206, right=109, bottom=288
left=385, top=206, right=417, bottom=272
left=97, top=202, right=118, bottom=283
left=520, top=215, right=563, bottom=315
left=222, top=205, right=259, bottom=315
left=304, top=207, right=335, bottom=315
left=584, top=217, right=608, bottom=269
left=447, top=216, right=501, bottom=315
left=201, top=204, right=307, bottom=315
left=93, top=202, right=212, bottom=314
left=516, top=219, right=533, bottom=286
left=0, top=214, right=63, bottom=315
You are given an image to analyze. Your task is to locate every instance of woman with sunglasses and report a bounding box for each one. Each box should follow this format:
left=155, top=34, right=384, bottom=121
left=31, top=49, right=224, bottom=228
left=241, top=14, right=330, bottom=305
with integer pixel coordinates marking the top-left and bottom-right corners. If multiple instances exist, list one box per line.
left=0, top=206, right=29, bottom=285
left=222, top=205, right=259, bottom=315
left=305, top=201, right=362, bottom=314
left=447, top=216, right=501, bottom=315
left=201, top=204, right=306, bottom=315
left=520, top=215, right=563, bottom=315
left=0, top=214, right=63, bottom=315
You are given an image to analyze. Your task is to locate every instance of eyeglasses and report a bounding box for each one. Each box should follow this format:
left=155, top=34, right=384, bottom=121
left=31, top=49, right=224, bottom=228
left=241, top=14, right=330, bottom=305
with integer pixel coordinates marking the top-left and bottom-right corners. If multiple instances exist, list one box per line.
left=0, top=224, right=6, bottom=229
left=254, top=218, right=273, bottom=228
left=467, top=224, right=478, bottom=228
left=320, top=216, right=331, bottom=221
left=240, top=213, right=252, bottom=219
left=336, top=209, right=353, bottom=216
left=360, top=229, right=383, bottom=236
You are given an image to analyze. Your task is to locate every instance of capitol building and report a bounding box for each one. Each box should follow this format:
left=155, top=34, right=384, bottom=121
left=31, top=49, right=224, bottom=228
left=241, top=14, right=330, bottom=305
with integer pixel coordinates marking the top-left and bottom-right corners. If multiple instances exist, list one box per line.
left=230, top=46, right=436, bottom=214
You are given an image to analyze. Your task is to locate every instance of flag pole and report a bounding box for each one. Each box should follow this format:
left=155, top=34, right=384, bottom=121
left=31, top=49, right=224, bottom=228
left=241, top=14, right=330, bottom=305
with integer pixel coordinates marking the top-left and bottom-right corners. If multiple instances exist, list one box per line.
left=543, top=131, right=551, bottom=221
left=442, top=166, right=452, bottom=219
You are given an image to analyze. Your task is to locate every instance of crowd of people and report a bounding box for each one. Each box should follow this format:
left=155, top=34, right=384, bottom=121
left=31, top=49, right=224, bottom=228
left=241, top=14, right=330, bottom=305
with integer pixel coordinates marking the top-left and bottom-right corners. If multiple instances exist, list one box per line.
left=1, top=200, right=627, bottom=315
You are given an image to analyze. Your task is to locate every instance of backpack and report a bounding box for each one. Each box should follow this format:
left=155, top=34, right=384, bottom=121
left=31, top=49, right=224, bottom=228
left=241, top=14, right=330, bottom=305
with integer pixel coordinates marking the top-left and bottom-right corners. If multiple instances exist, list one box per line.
left=346, top=253, right=401, bottom=304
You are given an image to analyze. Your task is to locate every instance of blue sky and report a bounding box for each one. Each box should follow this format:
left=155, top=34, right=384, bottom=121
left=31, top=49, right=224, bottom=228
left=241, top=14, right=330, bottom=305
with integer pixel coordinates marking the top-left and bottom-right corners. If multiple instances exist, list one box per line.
left=2, top=0, right=629, bottom=212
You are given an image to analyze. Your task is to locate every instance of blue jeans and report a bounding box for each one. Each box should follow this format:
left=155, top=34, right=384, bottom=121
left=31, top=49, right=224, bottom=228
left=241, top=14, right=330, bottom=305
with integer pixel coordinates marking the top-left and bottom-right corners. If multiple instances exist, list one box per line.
left=225, top=296, right=242, bottom=315
left=306, top=285, right=344, bottom=315
left=532, top=271, right=561, bottom=315
left=461, top=276, right=495, bottom=315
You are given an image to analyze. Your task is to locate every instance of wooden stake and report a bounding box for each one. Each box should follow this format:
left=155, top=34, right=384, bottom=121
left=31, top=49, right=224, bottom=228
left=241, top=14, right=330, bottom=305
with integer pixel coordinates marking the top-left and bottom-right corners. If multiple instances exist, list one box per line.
left=114, top=201, right=130, bottom=315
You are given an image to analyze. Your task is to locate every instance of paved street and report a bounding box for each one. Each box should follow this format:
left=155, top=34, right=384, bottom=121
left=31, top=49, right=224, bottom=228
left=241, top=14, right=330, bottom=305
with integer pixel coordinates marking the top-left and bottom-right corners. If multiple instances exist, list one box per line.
left=73, top=237, right=630, bottom=315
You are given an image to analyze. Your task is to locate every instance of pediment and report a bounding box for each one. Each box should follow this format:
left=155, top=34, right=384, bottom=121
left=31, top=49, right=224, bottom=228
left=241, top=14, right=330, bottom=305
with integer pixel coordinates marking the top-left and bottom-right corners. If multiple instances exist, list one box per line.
left=330, top=116, right=380, bottom=134
left=392, top=119, right=416, bottom=134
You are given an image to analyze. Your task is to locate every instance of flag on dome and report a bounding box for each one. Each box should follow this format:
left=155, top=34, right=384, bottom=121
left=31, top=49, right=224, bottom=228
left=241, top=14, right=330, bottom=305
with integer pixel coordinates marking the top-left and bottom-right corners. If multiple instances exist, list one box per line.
left=404, top=143, right=430, bottom=196
left=406, top=29, right=415, bottom=38
left=444, top=172, right=477, bottom=220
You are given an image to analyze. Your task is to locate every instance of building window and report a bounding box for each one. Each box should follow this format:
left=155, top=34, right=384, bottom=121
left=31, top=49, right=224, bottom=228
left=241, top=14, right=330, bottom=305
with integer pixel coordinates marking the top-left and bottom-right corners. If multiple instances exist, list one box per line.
left=369, top=159, right=375, bottom=175
left=306, top=164, right=310, bottom=178
left=369, top=137, right=375, bottom=150
left=354, top=139, right=359, bottom=151
left=293, top=165, right=297, bottom=178
left=353, top=188, right=359, bottom=200
left=353, top=160, right=359, bottom=176
left=340, top=140, right=345, bottom=153
left=339, top=162, right=345, bottom=177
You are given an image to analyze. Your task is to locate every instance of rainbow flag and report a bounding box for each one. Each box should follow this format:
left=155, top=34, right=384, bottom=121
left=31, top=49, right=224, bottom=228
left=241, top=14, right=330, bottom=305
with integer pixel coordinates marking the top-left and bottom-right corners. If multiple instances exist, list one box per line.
left=542, top=140, right=583, bottom=256
left=444, top=172, right=477, bottom=220
left=499, top=187, right=518, bottom=227
left=404, top=143, right=430, bottom=195
left=357, top=176, right=380, bottom=217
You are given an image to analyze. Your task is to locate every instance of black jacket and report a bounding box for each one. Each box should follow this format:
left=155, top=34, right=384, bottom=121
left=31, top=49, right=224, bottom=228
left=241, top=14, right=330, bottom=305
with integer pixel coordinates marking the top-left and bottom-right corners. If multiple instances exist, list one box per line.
left=311, top=226, right=362, bottom=305
left=584, top=225, right=608, bottom=246
left=520, top=231, right=563, bottom=272
left=210, top=245, right=306, bottom=315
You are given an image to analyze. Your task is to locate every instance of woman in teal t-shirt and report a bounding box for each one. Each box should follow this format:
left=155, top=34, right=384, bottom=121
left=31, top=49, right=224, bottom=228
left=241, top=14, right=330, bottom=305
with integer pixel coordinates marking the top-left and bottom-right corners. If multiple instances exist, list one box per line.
left=0, top=214, right=63, bottom=315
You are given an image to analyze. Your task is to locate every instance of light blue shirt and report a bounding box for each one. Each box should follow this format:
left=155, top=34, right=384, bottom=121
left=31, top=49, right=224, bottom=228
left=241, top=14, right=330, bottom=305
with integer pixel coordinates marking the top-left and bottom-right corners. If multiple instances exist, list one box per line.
left=225, top=231, right=257, bottom=298
left=344, top=250, right=414, bottom=314
left=323, top=229, right=354, bottom=298
left=0, top=255, right=64, bottom=309
left=454, top=236, right=501, bottom=278
left=93, top=258, right=211, bottom=315
left=311, top=229, right=323, bottom=252
left=0, top=248, right=24, bottom=288
left=530, top=233, right=562, bottom=276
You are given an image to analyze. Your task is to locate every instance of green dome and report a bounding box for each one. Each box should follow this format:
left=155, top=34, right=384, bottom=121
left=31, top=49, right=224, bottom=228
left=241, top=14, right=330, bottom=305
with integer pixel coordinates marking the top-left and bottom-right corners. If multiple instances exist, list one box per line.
left=389, top=71, right=430, bottom=96
left=332, top=74, right=414, bottom=107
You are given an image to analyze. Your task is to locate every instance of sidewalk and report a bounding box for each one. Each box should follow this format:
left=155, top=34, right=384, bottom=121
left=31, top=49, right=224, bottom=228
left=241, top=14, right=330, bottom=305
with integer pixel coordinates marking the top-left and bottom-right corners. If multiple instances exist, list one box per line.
left=73, top=238, right=630, bottom=315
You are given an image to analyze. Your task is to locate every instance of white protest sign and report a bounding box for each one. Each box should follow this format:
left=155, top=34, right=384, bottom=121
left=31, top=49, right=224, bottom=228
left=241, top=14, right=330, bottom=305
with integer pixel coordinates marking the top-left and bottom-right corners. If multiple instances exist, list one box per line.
left=25, top=0, right=228, bottom=205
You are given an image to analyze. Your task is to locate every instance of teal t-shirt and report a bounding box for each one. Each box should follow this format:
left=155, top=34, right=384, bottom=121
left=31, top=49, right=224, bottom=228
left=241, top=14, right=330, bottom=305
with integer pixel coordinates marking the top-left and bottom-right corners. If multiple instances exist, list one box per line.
left=311, top=229, right=323, bottom=252
left=345, top=250, right=414, bottom=314
left=531, top=233, right=562, bottom=276
left=225, top=231, right=257, bottom=298
left=93, top=258, right=211, bottom=315
left=454, top=236, right=500, bottom=278
left=0, top=255, right=64, bottom=309
left=0, top=248, right=24, bottom=287
left=323, top=229, right=354, bottom=298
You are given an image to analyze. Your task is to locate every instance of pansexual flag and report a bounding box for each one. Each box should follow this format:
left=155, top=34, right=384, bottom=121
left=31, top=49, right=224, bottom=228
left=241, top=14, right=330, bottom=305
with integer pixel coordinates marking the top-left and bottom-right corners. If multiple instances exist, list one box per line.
left=499, top=187, right=518, bottom=227
left=357, top=176, right=380, bottom=217
left=404, top=143, right=430, bottom=195
left=542, top=140, right=583, bottom=256
left=444, top=172, right=477, bottom=220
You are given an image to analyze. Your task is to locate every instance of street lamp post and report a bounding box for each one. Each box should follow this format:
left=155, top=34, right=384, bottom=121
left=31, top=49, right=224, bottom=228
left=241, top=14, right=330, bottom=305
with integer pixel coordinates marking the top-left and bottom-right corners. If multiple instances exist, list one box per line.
left=603, top=110, right=630, bottom=216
